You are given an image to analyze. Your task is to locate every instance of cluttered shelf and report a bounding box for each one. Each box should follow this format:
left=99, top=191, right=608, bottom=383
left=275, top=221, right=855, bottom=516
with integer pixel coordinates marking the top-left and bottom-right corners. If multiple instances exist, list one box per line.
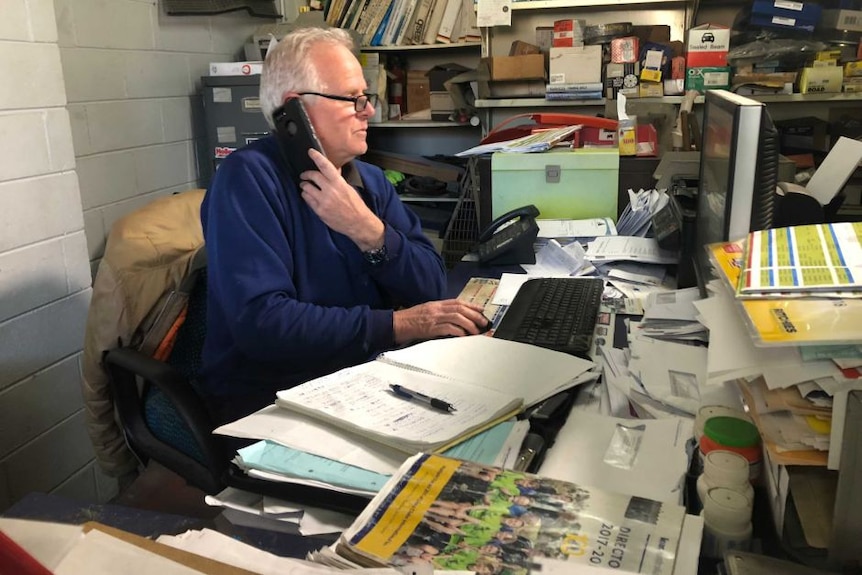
left=476, top=92, right=862, bottom=108
left=399, top=192, right=460, bottom=203
left=360, top=41, right=481, bottom=51
left=369, top=120, right=476, bottom=128
left=509, top=0, right=689, bottom=8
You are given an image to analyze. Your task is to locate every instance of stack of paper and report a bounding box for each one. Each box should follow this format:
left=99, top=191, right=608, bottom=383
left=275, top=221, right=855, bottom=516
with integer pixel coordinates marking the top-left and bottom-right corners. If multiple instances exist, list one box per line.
left=736, top=222, right=862, bottom=297
left=216, top=336, right=594, bottom=494
left=615, top=188, right=671, bottom=237
left=455, top=124, right=582, bottom=156
left=0, top=518, right=252, bottom=575
left=695, top=229, right=862, bottom=470
left=736, top=376, right=831, bottom=466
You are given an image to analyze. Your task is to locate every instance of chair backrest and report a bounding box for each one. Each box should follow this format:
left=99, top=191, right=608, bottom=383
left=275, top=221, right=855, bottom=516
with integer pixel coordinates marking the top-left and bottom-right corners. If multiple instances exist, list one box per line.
left=104, top=259, right=229, bottom=494
left=142, top=266, right=212, bottom=466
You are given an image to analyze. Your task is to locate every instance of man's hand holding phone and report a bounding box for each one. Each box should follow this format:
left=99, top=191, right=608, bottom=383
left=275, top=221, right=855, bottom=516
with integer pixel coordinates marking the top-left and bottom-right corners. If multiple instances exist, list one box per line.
left=300, top=149, right=384, bottom=253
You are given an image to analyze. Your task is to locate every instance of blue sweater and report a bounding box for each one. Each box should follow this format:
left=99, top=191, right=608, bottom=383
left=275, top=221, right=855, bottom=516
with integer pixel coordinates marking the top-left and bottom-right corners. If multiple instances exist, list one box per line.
left=200, top=135, right=446, bottom=403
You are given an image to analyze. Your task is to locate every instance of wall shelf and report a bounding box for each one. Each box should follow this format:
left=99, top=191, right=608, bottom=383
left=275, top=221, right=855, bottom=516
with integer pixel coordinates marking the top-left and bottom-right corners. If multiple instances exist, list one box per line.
left=509, top=0, right=688, bottom=9
left=476, top=98, right=607, bottom=108
left=399, top=194, right=460, bottom=203
left=360, top=42, right=481, bottom=52
left=476, top=92, right=862, bottom=109
left=370, top=120, right=476, bottom=128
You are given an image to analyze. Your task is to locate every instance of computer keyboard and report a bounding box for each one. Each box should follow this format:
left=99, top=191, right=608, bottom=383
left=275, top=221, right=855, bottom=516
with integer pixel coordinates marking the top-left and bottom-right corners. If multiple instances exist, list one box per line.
left=493, top=277, right=604, bottom=359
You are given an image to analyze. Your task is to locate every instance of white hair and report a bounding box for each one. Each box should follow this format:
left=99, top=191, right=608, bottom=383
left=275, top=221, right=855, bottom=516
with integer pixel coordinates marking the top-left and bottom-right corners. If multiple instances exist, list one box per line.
left=259, top=27, right=355, bottom=129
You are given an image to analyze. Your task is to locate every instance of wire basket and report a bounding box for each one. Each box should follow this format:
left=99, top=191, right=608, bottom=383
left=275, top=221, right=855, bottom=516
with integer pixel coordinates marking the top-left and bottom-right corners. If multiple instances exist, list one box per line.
left=441, top=156, right=481, bottom=268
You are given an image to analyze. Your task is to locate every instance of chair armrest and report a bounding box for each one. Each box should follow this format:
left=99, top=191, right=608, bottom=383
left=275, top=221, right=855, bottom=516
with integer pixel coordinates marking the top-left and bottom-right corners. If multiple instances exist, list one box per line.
left=103, top=347, right=228, bottom=488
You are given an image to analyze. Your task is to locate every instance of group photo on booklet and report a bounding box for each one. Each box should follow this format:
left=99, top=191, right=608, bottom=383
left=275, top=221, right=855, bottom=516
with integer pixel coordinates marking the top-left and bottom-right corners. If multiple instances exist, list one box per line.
left=324, top=453, right=686, bottom=575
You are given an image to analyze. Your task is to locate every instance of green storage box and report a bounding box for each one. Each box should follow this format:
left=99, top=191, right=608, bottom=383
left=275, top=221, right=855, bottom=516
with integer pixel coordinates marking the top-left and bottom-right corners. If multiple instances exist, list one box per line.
left=490, top=148, right=620, bottom=222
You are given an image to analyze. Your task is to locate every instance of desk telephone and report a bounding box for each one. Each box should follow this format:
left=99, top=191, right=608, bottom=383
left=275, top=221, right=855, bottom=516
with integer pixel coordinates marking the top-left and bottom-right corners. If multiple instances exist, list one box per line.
left=477, top=204, right=540, bottom=266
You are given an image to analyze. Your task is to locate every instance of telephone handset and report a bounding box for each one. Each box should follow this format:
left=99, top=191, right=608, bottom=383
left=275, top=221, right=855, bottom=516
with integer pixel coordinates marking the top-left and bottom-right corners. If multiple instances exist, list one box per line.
left=272, top=97, right=325, bottom=183
left=477, top=204, right=540, bottom=266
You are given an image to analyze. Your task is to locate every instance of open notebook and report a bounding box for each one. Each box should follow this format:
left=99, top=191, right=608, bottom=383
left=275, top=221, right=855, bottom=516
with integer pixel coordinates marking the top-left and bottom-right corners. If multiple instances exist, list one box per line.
left=274, top=335, right=595, bottom=453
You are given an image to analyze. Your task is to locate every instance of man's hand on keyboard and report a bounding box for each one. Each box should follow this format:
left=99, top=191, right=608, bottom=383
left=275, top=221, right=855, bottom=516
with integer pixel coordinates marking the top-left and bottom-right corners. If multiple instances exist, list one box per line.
left=393, top=300, right=491, bottom=344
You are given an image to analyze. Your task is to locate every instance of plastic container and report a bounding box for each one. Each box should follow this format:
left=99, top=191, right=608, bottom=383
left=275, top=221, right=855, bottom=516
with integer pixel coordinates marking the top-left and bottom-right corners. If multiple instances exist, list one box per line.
left=694, top=406, right=752, bottom=440
left=691, top=406, right=752, bottom=477
left=701, top=487, right=753, bottom=558
left=696, top=450, right=754, bottom=507
left=700, top=416, right=761, bottom=481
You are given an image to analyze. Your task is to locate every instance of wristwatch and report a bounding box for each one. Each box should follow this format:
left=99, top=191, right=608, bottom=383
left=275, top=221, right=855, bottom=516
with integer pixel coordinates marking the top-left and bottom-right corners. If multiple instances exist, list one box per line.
left=362, top=244, right=388, bottom=265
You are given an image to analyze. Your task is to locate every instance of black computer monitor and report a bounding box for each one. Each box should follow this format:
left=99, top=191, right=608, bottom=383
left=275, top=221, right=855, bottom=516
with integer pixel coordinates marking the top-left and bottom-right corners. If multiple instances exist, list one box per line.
left=693, top=89, right=779, bottom=293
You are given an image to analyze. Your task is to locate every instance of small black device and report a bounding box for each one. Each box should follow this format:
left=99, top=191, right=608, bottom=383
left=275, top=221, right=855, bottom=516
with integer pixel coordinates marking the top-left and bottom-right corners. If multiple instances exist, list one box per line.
left=272, top=97, right=325, bottom=182
left=476, top=204, right=540, bottom=266
left=493, top=277, right=604, bottom=359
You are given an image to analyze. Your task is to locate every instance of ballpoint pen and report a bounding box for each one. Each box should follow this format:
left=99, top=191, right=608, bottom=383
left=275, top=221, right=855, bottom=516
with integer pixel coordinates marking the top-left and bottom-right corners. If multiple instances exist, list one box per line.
left=389, top=384, right=456, bottom=413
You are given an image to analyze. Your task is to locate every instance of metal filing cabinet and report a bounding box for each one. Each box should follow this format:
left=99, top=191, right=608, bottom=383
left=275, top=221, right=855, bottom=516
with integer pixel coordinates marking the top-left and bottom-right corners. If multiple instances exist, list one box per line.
left=199, top=75, right=270, bottom=186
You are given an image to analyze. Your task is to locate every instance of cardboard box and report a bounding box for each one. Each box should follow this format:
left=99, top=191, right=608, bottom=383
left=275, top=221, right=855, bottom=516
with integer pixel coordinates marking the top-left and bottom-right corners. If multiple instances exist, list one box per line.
left=548, top=45, right=602, bottom=84
left=406, top=70, right=430, bottom=115
left=430, top=92, right=454, bottom=121
left=687, top=50, right=728, bottom=68
left=775, top=117, right=830, bottom=151
left=822, top=9, right=862, bottom=32
left=684, top=66, right=731, bottom=92
left=486, top=54, right=546, bottom=81
left=553, top=19, right=585, bottom=47
left=798, top=66, right=844, bottom=93
left=749, top=13, right=817, bottom=32
left=640, top=42, right=676, bottom=82
left=685, top=24, right=729, bottom=67
left=427, top=63, right=469, bottom=91
left=846, top=61, right=862, bottom=77
left=671, top=56, right=686, bottom=80
left=611, top=37, right=639, bottom=63
left=490, top=148, right=620, bottom=221
left=427, top=63, right=468, bottom=121
left=751, top=0, right=822, bottom=23
left=509, top=40, right=542, bottom=56
left=664, top=78, right=685, bottom=95
left=639, top=81, right=664, bottom=97
left=209, top=61, right=262, bottom=76
left=478, top=80, right=546, bottom=99
left=632, top=25, right=671, bottom=43
left=605, top=62, right=640, bottom=99
left=536, top=26, right=554, bottom=52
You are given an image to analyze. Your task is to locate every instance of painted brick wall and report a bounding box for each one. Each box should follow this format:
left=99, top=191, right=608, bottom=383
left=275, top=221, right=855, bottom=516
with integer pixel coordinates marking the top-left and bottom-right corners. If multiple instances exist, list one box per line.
left=0, top=0, right=263, bottom=511
left=54, top=0, right=260, bottom=274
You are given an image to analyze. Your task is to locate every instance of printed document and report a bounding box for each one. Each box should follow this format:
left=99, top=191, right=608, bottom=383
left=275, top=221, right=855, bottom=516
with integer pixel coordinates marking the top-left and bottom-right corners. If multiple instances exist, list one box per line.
left=585, top=236, right=678, bottom=264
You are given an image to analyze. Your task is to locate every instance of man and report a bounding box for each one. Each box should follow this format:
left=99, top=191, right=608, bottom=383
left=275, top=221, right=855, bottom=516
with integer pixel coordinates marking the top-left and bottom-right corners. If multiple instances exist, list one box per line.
left=200, top=27, right=488, bottom=424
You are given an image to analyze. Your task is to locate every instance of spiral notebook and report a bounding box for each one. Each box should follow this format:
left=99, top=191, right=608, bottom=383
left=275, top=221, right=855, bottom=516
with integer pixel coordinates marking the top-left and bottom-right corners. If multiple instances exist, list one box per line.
left=274, top=335, right=595, bottom=453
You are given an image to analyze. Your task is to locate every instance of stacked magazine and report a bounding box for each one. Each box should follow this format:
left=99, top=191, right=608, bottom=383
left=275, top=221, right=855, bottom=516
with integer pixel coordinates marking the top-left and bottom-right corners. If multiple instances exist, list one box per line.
left=311, top=453, right=687, bottom=575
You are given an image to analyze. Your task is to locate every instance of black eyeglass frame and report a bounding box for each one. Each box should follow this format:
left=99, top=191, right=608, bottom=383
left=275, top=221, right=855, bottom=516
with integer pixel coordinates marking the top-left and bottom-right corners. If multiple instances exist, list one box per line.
left=297, top=91, right=378, bottom=112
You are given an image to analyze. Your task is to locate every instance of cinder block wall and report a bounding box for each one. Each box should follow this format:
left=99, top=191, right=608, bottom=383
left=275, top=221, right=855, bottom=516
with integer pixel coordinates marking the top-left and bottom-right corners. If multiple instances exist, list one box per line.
left=56, top=0, right=261, bottom=273
left=0, top=0, right=261, bottom=511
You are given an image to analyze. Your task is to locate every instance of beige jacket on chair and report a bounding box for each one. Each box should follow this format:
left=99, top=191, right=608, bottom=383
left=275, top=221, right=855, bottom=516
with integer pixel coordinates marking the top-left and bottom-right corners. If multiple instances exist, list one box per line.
left=81, top=189, right=206, bottom=476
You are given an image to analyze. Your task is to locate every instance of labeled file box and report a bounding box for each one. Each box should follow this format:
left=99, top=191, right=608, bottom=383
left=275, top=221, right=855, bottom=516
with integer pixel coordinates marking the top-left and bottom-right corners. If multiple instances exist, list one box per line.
left=490, top=148, right=620, bottom=221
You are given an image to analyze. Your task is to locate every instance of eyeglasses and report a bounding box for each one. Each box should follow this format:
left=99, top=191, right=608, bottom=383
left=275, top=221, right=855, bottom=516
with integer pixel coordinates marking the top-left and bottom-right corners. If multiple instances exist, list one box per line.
left=297, top=91, right=378, bottom=113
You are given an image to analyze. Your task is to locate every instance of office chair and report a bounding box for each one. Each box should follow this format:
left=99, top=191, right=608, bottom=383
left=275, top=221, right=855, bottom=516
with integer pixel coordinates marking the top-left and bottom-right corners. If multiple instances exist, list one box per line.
left=103, top=264, right=231, bottom=495
left=103, top=260, right=371, bottom=513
